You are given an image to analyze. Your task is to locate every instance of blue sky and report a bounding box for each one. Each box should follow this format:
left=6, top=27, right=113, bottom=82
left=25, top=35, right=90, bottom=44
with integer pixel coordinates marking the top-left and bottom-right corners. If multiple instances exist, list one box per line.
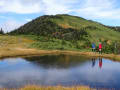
left=0, top=0, right=120, bottom=32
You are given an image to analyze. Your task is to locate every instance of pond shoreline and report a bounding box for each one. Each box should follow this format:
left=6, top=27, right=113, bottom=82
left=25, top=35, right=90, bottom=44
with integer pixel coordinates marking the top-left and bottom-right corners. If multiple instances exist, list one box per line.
left=1, top=85, right=93, bottom=90
left=0, top=48, right=120, bottom=61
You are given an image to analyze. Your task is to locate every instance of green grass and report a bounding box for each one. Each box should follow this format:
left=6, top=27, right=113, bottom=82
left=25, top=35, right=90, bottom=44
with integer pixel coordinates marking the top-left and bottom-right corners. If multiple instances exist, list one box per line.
left=21, top=33, right=120, bottom=54
left=21, top=35, right=90, bottom=51
left=0, top=35, right=91, bottom=52
left=87, top=29, right=120, bottom=42
left=0, top=34, right=120, bottom=54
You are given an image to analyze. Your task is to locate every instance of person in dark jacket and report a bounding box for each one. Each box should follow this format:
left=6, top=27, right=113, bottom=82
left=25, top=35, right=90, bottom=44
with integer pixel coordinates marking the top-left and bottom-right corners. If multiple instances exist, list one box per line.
left=92, top=43, right=96, bottom=52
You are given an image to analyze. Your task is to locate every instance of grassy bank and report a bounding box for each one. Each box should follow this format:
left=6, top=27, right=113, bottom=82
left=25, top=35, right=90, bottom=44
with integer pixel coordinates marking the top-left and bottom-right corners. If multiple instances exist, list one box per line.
left=2, top=85, right=93, bottom=90
left=0, top=35, right=120, bottom=61
left=1, top=48, right=120, bottom=61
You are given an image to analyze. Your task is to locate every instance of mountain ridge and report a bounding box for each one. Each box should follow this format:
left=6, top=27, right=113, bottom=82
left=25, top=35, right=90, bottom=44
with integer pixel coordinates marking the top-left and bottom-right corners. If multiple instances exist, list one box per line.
left=10, top=14, right=120, bottom=42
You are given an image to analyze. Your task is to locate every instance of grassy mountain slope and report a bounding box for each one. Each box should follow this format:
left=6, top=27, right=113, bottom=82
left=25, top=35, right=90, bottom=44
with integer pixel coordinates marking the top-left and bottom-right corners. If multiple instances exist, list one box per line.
left=51, top=15, right=120, bottom=42
left=10, top=14, right=120, bottom=53
left=10, top=14, right=120, bottom=40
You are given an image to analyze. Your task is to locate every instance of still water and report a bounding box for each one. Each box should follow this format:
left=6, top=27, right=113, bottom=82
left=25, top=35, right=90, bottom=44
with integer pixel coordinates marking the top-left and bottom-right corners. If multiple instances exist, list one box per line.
left=0, top=54, right=120, bottom=89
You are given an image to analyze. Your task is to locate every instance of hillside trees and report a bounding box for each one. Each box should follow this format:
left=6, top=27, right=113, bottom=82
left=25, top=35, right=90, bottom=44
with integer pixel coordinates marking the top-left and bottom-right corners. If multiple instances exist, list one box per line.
left=0, top=28, right=4, bottom=34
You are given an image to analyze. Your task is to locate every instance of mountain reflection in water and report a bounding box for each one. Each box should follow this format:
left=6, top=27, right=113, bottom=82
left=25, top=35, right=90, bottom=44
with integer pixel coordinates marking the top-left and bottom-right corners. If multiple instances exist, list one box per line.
left=24, top=54, right=90, bottom=68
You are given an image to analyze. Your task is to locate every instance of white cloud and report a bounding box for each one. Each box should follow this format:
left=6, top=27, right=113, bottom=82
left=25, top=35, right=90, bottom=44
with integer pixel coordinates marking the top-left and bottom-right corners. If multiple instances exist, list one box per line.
left=0, top=0, right=4, bottom=6
left=75, top=0, right=120, bottom=19
left=0, top=0, right=119, bottom=19
left=0, top=0, right=43, bottom=14
left=42, top=0, right=76, bottom=15
left=0, top=0, right=67, bottom=14
left=0, top=20, right=24, bottom=33
left=0, top=0, right=78, bottom=14
left=25, top=18, right=32, bottom=22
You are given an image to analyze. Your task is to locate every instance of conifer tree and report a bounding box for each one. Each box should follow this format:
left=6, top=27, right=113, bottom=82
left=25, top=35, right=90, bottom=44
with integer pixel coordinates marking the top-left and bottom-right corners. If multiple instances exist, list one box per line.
left=0, top=28, right=4, bottom=34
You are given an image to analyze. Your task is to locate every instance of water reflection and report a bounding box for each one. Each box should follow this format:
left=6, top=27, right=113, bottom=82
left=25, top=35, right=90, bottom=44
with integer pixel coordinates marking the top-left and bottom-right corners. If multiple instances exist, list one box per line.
left=92, top=58, right=96, bottom=67
left=99, top=57, right=103, bottom=69
left=24, top=54, right=90, bottom=69
left=0, top=55, right=120, bottom=89
left=91, top=57, right=103, bottom=69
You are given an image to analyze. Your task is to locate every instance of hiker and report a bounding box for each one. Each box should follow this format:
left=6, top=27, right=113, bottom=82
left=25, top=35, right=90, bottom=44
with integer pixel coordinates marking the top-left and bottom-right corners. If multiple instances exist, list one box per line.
left=99, top=43, right=102, bottom=54
left=92, top=43, right=96, bottom=52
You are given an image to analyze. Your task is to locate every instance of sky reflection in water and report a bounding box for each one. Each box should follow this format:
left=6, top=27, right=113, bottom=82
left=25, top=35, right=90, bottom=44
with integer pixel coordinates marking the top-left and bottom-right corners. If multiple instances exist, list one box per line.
left=0, top=55, right=120, bottom=89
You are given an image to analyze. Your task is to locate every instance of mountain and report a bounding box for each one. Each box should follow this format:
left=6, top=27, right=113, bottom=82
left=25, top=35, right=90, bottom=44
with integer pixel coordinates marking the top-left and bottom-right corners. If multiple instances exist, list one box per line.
left=10, top=14, right=120, bottom=42
left=9, top=14, right=120, bottom=53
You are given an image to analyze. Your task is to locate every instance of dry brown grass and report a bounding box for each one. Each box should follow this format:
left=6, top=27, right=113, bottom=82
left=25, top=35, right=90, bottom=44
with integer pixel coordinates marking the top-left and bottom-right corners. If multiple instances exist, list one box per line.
left=22, top=85, right=92, bottom=90
left=1, top=47, right=120, bottom=62
left=0, top=85, right=94, bottom=90
left=59, top=24, right=73, bottom=29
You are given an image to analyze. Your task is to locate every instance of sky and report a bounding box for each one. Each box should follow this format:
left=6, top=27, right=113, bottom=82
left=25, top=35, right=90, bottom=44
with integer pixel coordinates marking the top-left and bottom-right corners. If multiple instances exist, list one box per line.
left=0, top=0, right=120, bottom=32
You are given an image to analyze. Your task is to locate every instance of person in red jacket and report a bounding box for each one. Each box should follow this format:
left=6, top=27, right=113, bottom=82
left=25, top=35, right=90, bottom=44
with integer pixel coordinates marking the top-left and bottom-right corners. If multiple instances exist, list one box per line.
left=99, top=43, right=102, bottom=54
